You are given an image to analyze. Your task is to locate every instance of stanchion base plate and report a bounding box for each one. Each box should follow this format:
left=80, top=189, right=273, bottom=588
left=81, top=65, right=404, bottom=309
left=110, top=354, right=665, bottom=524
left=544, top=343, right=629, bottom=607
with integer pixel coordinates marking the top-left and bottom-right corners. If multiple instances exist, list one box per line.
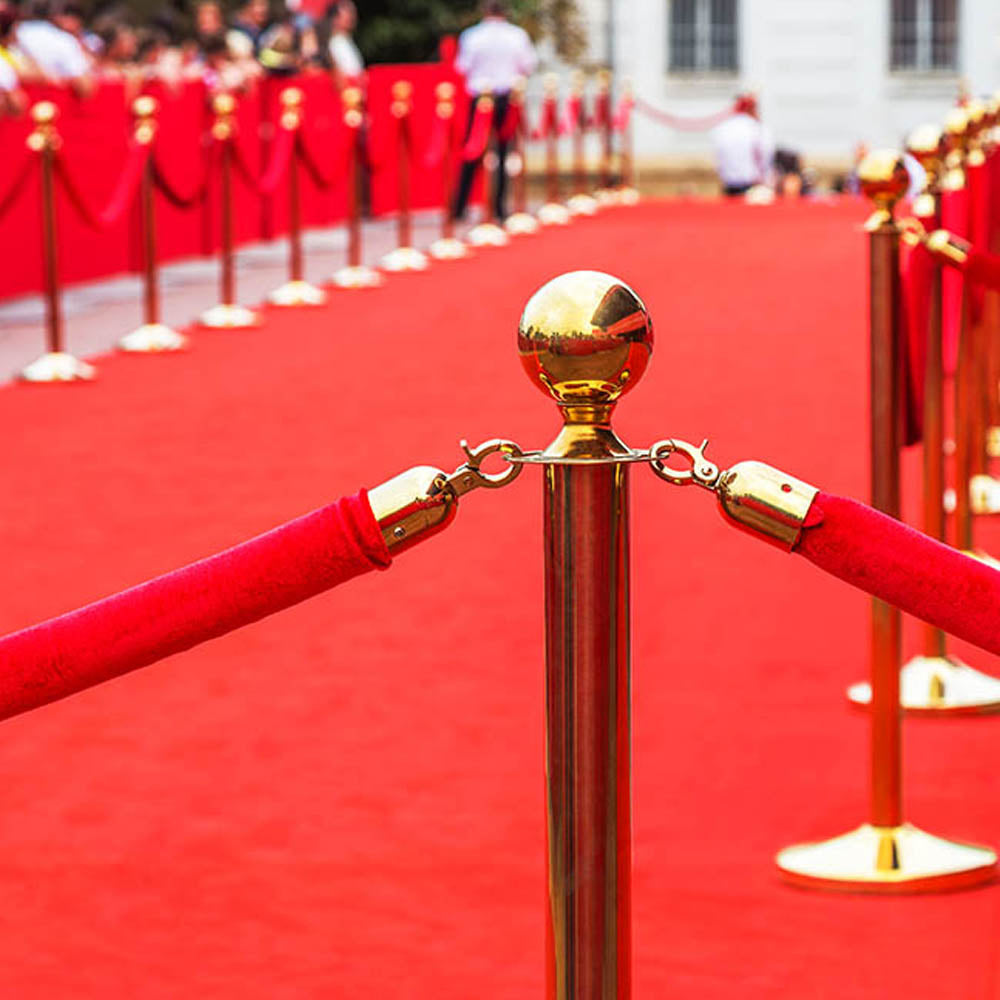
left=331, top=265, right=383, bottom=288
left=847, top=655, right=1000, bottom=714
left=119, top=323, right=188, bottom=352
left=380, top=247, right=430, bottom=272
left=268, top=280, right=327, bottom=307
left=970, top=474, right=1000, bottom=515
left=21, top=351, right=96, bottom=383
left=537, top=202, right=571, bottom=226
left=428, top=237, right=468, bottom=260
left=566, top=193, right=599, bottom=216
left=198, top=304, right=261, bottom=329
left=594, top=188, right=621, bottom=205
left=777, top=823, right=996, bottom=893
left=617, top=187, right=640, bottom=205
left=504, top=212, right=539, bottom=235
left=466, top=223, right=509, bottom=247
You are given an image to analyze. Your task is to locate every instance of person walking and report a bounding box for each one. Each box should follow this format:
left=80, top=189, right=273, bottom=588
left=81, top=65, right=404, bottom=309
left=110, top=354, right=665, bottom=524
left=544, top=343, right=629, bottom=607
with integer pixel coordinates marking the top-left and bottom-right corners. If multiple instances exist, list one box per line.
left=712, top=93, right=774, bottom=197
left=451, top=0, right=536, bottom=222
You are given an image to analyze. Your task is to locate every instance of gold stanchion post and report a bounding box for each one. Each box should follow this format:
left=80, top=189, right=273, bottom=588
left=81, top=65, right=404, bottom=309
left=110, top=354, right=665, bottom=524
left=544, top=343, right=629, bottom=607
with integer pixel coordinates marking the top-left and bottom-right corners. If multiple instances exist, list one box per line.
left=332, top=86, right=382, bottom=288
left=593, top=69, right=618, bottom=205
left=381, top=81, right=429, bottom=271
left=849, top=126, right=1000, bottom=713
left=504, top=78, right=540, bottom=235
left=199, top=93, right=260, bottom=328
left=517, top=271, right=651, bottom=998
left=21, top=101, right=96, bottom=382
left=428, top=82, right=468, bottom=261
left=119, top=96, right=188, bottom=351
left=269, top=87, right=327, bottom=306
left=566, top=70, right=598, bottom=216
left=776, top=152, right=996, bottom=890
left=538, top=74, right=571, bottom=226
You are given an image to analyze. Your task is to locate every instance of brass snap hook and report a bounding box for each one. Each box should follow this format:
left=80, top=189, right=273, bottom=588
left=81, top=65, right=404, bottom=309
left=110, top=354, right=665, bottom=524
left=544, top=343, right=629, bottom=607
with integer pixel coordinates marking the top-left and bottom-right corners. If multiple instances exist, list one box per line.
left=649, top=438, right=721, bottom=490
left=448, top=438, right=525, bottom=496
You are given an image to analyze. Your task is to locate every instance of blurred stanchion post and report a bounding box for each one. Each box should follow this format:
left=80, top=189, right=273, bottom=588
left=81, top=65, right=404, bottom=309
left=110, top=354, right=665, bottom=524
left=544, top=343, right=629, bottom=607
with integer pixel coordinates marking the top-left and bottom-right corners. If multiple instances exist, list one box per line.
left=381, top=80, right=428, bottom=271
left=983, top=95, right=1000, bottom=459
left=466, top=93, right=509, bottom=247
left=593, top=69, right=617, bottom=204
left=504, top=79, right=539, bottom=235
left=332, top=86, right=382, bottom=288
left=566, top=71, right=598, bottom=216
left=269, top=87, right=327, bottom=306
left=538, top=74, right=570, bottom=225
left=776, top=152, right=996, bottom=890
left=428, top=81, right=468, bottom=260
left=199, top=93, right=260, bottom=328
left=616, top=79, right=639, bottom=205
left=20, top=101, right=96, bottom=382
left=119, top=96, right=188, bottom=351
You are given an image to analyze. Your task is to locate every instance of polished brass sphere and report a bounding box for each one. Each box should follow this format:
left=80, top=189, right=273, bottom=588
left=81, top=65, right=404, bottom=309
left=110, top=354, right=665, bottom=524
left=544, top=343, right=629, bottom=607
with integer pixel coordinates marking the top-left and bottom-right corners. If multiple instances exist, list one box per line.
left=518, top=271, right=653, bottom=408
left=906, top=123, right=944, bottom=166
left=31, top=100, right=58, bottom=125
left=280, top=86, right=304, bottom=108
left=965, top=99, right=986, bottom=128
left=391, top=80, right=412, bottom=100
left=944, top=107, right=969, bottom=136
left=342, top=86, right=362, bottom=109
left=132, top=95, right=158, bottom=118
left=435, top=81, right=455, bottom=100
left=857, top=150, right=909, bottom=207
left=212, top=92, right=236, bottom=115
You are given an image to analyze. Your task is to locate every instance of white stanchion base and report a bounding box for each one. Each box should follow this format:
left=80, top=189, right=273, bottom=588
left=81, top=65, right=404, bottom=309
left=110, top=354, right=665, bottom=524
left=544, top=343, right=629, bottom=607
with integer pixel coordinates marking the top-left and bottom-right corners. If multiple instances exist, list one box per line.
left=428, top=237, right=469, bottom=260
left=380, top=247, right=430, bottom=272
left=594, top=188, right=621, bottom=206
left=566, top=193, right=599, bottom=216
left=119, top=323, right=188, bottom=353
left=466, top=223, right=509, bottom=247
left=537, top=202, right=571, bottom=226
left=268, top=280, right=327, bottom=307
left=331, top=265, right=383, bottom=288
left=848, top=655, right=1000, bottom=714
left=198, top=304, right=261, bottom=329
left=21, top=351, right=96, bottom=383
left=617, top=187, right=640, bottom=205
left=970, top=474, right=1000, bottom=515
left=505, top=212, right=540, bottom=235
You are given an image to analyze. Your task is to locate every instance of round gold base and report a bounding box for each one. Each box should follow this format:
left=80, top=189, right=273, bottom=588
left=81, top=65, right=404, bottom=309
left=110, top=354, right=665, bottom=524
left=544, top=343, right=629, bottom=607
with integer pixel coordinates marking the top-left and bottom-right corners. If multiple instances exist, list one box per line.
left=987, top=426, right=1000, bottom=459
left=268, top=280, right=327, bottom=307
left=504, top=212, right=539, bottom=235
left=466, top=222, right=509, bottom=247
left=537, top=202, right=571, bottom=226
left=848, top=655, right=1000, bottom=714
left=21, top=351, right=96, bottom=383
left=118, top=323, right=187, bottom=353
left=331, top=265, right=383, bottom=288
left=198, top=304, right=261, bottom=329
left=594, top=188, right=621, bottom=206
left=428, top=237, right=468, bottom=260
left=970, top=474, right=1000, bottom=515
left=380, top=247, right=429, bottom=272
left=617, top=187, right=640, bottom=205
left=566, top=193, right=599, bottom=216
left=777, top=823, right=996, bottom=893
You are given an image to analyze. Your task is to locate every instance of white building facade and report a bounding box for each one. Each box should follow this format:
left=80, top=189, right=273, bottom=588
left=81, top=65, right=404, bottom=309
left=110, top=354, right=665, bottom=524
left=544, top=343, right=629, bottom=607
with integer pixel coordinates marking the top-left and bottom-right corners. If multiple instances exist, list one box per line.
left=571, top=0, right=1000, bottom=164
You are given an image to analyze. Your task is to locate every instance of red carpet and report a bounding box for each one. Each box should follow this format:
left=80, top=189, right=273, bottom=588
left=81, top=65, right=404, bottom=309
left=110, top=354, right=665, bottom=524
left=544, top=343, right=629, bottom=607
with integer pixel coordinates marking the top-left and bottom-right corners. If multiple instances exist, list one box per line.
left=1, top=198, right=999, bottom=998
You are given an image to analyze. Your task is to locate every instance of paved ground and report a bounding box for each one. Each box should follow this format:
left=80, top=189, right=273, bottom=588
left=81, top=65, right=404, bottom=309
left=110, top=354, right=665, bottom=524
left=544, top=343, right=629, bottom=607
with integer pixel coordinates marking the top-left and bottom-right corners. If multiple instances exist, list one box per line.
left=0, top=209, right=470, bottom=384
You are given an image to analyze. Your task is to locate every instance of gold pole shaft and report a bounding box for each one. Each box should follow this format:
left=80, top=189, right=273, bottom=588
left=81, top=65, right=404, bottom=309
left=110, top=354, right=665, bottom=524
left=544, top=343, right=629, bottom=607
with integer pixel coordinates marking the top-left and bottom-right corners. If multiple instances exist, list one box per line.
left=219, top=138, right=235, bottom=307
left=573, top=126, right=585, bottom=196
left=141, top=159, right=159, bottom=326
left=543, top=462, right=631, bottom=1000
left=514, top=119, right=527, bottom=215
left=39, top=143, right=63, bottom=355
left=288, top=140, right=303, bottom=283
left=398, top=117, right=411, bottom=249
left=441, top=122, right=454, bottom=240
left=547, top=126, right=559, bottom=204
left=868, top=216, right=903, bottom=828
left=954, top=290, right=975, bottom=550
left=348, top=127, right=361, bottom=269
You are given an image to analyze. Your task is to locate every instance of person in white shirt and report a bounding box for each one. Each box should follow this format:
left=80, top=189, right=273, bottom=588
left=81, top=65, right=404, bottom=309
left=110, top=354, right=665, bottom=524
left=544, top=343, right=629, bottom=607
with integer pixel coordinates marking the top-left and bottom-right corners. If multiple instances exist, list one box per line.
left=452, top=0, right=537, bottom=221
left=327, top=0, right=363, bottom=87
left=16, top=1, right=90, bottom=81
left=712, top=93, right=774, bottom=197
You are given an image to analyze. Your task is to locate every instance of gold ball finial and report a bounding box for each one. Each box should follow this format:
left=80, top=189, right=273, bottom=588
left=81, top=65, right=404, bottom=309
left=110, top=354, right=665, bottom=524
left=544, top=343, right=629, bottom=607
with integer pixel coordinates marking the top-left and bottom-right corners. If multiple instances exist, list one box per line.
left=857, top=150, right=909, bottom=209
left=944, top=107, right=969, bottom=136
left=31, top=101, right=58, bottom=125
left=342, top=86, right=362, bottom=109
left=518, top=271, right=653, bottom=410
left=543, top=72, right=559, bottom=95
left=132, top=95, right=158, bottom=119
left=212, top=92, right=236, bottom=116
left=435, top=81, right=455, bottom=101
left=391, top=80, right=413, bottom=100
left=906, top=123, right=944, bottom=167
left=281, top=86, right=304, bottom=108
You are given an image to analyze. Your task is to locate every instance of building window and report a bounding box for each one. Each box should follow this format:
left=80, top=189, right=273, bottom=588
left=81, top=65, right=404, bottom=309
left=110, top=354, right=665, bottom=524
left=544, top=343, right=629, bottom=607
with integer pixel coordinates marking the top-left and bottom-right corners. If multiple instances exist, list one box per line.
left=890, top=0, right=958, bottom=72
left=669, top=0, right=738, bottom=74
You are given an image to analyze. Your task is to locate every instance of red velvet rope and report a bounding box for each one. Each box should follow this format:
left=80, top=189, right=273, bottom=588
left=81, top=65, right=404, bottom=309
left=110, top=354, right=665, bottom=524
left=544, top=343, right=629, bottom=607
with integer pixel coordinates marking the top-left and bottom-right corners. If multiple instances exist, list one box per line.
left=532, top=96, right=558, bottom=140
left=422, top=108, right=451, bottom=168
left=633, top=95, right=735, bottom=132
left=559, top=94, right=583, bottom=136
left=53, top=141, right=149, bottom=230
left=0, top=490, right=391, bottom=723
left=231, top=126, right=295, bottom=196
left=591, top=92, right=610, bottom=130
left=794, top=492, right=1000, bottom=658
left=296, top=126, right=350, bottom=190
left=0, top=149, right=36, bottom=223
left=938, top=244, right=1000, bottom=291
left=462, top=100, right=493, bottom=162
left=498, top=100, right=521, bottom=143
left=151, top=141, right=217, bottom=209
left=612, top=96, right=633, bottom=133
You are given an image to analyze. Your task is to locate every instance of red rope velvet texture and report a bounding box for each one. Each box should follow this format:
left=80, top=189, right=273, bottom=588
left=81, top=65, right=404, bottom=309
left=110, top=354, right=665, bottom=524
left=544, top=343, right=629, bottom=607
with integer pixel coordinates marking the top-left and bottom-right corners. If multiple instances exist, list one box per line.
left=0, top=490, right=390, bottom=722
left=794, top=491, right=1000, bottom=658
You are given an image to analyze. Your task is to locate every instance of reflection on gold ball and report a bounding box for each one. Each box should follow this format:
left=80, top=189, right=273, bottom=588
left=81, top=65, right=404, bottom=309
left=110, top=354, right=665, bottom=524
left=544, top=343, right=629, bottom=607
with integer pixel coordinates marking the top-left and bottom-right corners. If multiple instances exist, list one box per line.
left=857, top=150, right=909, bottom=205
left=518, top=271, right=653, bottom=408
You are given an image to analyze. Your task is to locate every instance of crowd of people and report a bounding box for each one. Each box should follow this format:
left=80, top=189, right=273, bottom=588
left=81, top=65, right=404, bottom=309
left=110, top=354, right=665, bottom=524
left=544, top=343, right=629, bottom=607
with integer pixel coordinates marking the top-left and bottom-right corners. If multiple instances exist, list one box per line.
left=0, top=0, right=365, bottom=114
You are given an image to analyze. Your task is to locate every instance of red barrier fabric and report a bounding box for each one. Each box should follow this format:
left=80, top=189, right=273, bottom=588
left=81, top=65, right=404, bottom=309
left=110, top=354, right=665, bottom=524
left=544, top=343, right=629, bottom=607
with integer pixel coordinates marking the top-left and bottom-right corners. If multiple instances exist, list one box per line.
left=612, top=95, right=633, bottom=132
left=899, top=228, right=935, bottom=443
left=632, top=94, right=734, bottom=131
left=0, top=64, right=458, bottom=300
left=960, top=247, right=1000, bottom=290
left=559, top=92, right=582, bottom=136
left=532, top=94, right=558, bottom=139
left=461, top=98, right=493, bottom=161
left=54, top=140, right=149, bottom=230
left=940, top=186, right=969, bottom=373
left=795, top=491, right=1000, bottom=657
left=0, top=491, right=390, bottom=723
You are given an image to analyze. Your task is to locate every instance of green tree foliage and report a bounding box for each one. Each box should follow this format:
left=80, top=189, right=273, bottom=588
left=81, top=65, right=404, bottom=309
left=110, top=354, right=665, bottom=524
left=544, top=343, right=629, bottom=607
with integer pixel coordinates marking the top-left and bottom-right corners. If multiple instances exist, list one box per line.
left=355, top=0, right=586, bottom=65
